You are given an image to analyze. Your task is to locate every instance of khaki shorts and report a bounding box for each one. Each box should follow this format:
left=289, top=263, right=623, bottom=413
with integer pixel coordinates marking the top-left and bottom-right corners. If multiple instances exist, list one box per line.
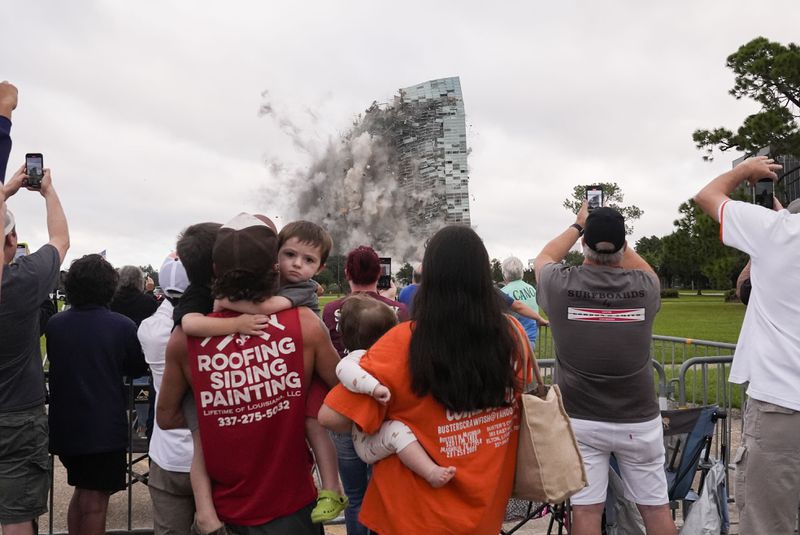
left=734, top=398, right=800, bottom=534
left=0, top=406, right=50, bottom=524
left=148, top=461, right=194, bottom=535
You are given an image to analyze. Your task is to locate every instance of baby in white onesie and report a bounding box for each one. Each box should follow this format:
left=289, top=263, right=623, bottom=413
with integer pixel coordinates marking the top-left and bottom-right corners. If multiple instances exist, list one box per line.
left=337, top=294, right=456, bottom=488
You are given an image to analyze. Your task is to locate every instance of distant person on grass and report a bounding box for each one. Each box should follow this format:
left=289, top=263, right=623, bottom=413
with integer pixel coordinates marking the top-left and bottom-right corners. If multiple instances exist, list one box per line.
left=320, top=225, right=531, bottom=535
left=46, top=254, right=146, bottom=535
left=397, top=263, right=421, bottom=313
left=500, top=255, right=548, bottom=348
left=695, top=155, right=800, bottom=534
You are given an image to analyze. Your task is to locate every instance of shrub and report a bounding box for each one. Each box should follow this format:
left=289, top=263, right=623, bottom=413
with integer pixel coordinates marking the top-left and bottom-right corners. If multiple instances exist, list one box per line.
left=660, top=289, right=679, bottom=298
left=724, top=289, right=740, bottom=302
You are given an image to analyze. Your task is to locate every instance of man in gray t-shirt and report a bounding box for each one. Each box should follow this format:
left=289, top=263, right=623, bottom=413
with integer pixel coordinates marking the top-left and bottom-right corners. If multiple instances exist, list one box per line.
left=535, top=204, right=675, bottom=535
left=1, top=163, right=69, bottom=533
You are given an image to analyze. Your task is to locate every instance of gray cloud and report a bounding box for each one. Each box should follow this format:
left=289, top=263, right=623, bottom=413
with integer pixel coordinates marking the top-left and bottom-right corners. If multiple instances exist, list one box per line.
left=0, top=0, right=797, bottom=270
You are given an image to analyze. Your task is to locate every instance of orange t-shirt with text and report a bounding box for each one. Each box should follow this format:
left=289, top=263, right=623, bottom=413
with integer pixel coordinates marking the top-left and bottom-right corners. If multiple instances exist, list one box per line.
left=324, top=319, right=532, bottom=535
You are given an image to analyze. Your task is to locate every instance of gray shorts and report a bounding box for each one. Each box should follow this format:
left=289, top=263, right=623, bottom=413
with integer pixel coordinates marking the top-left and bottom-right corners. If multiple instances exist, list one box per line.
left=0, top=406, right=50, bottom=524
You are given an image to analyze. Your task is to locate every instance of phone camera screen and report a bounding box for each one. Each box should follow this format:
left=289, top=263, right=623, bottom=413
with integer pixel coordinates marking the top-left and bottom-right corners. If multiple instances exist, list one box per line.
left=25, top=155, right=43, bottom=188
left=586, top=188, right=602, bottom=211
left=378, top=258, right=391, bottom=290
left=754, top=179, right=774, bottom=209
left=26, top=157, right=43, bottom=178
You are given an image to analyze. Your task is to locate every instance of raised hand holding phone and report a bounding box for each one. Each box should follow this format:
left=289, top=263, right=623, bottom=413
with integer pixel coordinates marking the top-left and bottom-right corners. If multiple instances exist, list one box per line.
left=752, top=178, right=774, bottom=209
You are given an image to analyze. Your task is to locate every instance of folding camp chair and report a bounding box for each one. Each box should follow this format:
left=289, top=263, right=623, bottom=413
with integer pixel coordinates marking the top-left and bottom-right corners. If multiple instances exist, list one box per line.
left=127, top=376, right=151, bottom=487
left=662, top=405, right=727, bottom=518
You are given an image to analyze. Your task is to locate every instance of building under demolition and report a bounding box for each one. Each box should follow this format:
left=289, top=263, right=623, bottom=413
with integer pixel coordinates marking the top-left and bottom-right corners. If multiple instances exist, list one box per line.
left=364, top=76, right=471, bottom=234
left=287, top=77, right=472, bottom=261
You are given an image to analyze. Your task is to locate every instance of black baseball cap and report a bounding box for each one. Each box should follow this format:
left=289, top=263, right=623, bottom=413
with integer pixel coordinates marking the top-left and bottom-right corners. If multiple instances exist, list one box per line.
left=584, top=207, right=625, bottom=253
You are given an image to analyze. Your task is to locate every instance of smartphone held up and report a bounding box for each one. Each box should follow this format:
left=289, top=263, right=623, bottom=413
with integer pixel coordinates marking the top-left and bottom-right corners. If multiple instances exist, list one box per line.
left=25, top=153, right=43, bottom=189
left=752, top=178, right=774, bottom=210
left=378, top=257, right=392, bottom=290
left=585, top=185, right=603, bottom=212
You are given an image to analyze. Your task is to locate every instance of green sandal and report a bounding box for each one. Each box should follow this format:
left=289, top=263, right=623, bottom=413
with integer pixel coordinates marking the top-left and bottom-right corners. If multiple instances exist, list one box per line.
left=310, top=489, right=349, bottom=523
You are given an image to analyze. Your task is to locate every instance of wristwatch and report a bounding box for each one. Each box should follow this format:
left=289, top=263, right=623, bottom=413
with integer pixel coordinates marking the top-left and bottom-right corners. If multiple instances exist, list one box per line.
left=570, top=223, right=584, bottom=236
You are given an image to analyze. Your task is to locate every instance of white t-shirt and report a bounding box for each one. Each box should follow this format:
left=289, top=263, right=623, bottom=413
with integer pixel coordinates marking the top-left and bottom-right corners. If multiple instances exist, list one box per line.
left=721, top=200, right=800, bottom=410
left=138, top=300, right=193, bottom=472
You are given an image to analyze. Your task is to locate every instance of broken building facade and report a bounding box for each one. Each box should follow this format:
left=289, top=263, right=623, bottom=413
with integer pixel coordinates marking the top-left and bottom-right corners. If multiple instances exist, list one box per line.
left=364, top=76, right=472, bottom=235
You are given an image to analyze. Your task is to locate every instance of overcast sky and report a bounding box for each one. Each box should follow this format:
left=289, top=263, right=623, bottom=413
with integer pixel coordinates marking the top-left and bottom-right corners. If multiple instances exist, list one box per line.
left=2, top=1, right=797, bottom=273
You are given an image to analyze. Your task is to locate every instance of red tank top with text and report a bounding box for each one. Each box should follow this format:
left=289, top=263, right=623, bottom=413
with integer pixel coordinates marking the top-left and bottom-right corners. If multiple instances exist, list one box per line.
left=187, top=308, right=315, bottom=526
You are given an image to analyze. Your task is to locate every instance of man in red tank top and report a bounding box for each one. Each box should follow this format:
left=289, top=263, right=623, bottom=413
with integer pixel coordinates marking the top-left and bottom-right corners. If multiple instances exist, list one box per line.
left=158, top=214, right=340, bottom=534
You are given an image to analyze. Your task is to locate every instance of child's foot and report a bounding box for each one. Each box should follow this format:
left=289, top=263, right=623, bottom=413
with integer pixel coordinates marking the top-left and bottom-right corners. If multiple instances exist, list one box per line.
left=310, top=489, right=349, bottom=523
left=426, top=465, right=456, bottom=488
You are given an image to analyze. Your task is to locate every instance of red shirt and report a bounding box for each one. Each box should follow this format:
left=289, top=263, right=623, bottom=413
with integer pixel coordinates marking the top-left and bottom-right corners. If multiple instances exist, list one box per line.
left=322, top=291, right=409, bottom=357
left=187, top=308, right=315, bottom=525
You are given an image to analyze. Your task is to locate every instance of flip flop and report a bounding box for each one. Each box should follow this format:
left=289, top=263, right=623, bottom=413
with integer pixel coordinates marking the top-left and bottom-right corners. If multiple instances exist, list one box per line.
left=310, top=489, right=349, bottom=523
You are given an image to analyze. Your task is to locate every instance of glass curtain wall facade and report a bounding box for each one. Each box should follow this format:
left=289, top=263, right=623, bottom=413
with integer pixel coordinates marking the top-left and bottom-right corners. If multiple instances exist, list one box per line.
left=394, top=77, right=471, bottom=231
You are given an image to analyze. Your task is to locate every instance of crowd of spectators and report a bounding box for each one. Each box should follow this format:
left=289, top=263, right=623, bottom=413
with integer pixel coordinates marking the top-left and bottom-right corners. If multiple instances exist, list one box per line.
left=1, top=79, right=798, bottom=535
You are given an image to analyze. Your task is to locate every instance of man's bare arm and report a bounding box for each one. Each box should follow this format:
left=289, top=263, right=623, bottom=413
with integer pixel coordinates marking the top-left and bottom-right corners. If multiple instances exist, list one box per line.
left=736, top=259, right=752, bottom=300
left=0, top=81, right=16, bottom=121
left=535, top=201, right=588, bottom=281
left=40, top=170, right=69, bottom=262
left=694, top=156, right=781, bottom=222
left=157, top=327, right=190, bottom=430
left=620, top=245, right=657, bottom=277
left=4, top=165, right=69, bottom=262
left=510, top=300, right=548, bottom=325
left=299, top=307, right=339, bottom=388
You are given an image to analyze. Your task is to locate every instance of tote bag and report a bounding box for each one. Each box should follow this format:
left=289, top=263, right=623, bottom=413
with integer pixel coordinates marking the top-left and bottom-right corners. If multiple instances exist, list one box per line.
left=512, top=330, right=587, bottom=503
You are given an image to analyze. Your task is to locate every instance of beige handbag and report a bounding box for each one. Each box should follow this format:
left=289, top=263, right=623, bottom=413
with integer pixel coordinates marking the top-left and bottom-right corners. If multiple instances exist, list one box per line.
left=512, top=330, right=587, bottom=504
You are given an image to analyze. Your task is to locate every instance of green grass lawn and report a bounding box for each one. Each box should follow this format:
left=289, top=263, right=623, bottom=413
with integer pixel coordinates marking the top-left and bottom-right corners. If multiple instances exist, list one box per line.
left=653, top=294, right=745, bottom=344
left=319, top=295, right=340, bottom=308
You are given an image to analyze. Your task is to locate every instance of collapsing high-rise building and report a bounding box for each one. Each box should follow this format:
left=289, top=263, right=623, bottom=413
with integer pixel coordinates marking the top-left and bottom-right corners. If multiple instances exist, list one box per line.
left=287, top=77, right=471, bottom=261
left=360, top=76, right=472, bottom=234
left=394, top=77, right=471, bottom=230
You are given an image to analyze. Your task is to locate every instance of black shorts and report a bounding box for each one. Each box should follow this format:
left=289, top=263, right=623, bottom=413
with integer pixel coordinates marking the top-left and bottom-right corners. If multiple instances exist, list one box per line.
left=60, top=451, right=126, bottom=493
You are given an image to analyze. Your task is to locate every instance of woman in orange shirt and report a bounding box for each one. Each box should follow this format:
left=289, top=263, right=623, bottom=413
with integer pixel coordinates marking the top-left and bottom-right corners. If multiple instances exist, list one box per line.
left=319, top=225, right=531, bottom=535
